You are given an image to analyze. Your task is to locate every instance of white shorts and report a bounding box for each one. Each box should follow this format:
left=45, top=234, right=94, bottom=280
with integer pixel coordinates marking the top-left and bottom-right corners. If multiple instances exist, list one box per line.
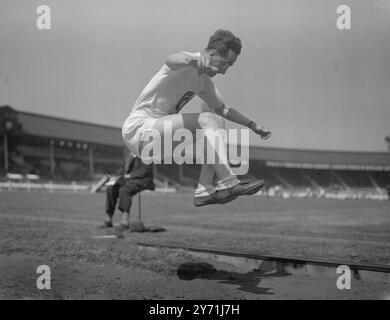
left=122, top=114, right=158, bottom=157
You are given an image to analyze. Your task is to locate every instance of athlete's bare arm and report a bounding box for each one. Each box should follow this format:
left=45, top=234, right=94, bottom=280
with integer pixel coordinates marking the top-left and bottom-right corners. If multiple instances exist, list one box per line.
left=166, top=52, right=195, bottom=70
left=166, top=52, right=218, bottom=74
left=166, top=52, right=271, bottom=139
left=214, top=104, right=272, bottom=140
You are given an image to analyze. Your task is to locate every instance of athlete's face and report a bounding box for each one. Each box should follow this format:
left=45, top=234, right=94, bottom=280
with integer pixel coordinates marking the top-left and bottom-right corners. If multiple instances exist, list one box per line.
left=208, top=49, right=238, bottom=77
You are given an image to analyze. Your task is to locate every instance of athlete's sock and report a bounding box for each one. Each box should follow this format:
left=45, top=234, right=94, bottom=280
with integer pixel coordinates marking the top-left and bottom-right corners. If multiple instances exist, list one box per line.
left=216, top=175, right=240, bottom=190
left=194, top=184, right=217, bottom=198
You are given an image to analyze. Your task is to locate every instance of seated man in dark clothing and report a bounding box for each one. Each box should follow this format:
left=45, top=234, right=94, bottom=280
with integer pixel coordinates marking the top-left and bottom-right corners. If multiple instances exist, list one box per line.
left=101, top=147, right=155, bottom=229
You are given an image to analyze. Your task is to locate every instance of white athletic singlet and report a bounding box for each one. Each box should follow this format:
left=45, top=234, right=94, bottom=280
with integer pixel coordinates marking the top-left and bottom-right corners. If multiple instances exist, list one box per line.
left=129, top=52, right=224, bottom=118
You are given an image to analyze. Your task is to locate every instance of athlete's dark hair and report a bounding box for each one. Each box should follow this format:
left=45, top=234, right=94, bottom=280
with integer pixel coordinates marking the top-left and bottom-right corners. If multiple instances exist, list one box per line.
left=206, top=29, right=242, bottom=56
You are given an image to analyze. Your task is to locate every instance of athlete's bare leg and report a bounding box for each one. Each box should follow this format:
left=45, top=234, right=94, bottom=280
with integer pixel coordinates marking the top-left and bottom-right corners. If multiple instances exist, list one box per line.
left=139, top=112, right=264, bottom=206
left=196, top=163, right=216, bottom=196
left=139, top=112, right=240, bottom=191
left=194, top=113, right=229, bottom=197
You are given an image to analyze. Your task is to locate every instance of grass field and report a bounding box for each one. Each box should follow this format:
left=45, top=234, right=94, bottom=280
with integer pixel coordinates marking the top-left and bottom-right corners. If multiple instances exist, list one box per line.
left=0, top=190, right=389, bottom=299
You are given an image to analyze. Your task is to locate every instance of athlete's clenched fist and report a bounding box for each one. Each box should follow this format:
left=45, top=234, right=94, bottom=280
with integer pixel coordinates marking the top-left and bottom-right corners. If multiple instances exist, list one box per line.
left=249, top=121, right=272, bottom=140
left=191, top=56, right=218, bottom=75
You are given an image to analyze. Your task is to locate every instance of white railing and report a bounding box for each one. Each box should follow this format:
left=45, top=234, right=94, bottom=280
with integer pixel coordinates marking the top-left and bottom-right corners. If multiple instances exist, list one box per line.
left=1, top=173, right=177, bottom=194
left=263, top=186, right=389, bottom=201
left=0, top=180, right=90, bottom=192
left=1, top=173, right=90, bottom=192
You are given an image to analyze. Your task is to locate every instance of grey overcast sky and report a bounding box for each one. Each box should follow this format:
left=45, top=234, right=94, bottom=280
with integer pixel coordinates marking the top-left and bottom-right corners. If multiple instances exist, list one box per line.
left=0, top=0, right=389, bottom=152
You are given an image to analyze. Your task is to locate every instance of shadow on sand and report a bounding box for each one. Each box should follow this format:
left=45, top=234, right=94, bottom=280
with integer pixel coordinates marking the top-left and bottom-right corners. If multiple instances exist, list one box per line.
left=177, top=261, right=291, bottom=296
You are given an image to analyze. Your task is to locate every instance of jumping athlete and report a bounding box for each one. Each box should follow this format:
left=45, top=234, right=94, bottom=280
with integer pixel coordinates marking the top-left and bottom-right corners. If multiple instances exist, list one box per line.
left=122, top=29, right=271, bottom=207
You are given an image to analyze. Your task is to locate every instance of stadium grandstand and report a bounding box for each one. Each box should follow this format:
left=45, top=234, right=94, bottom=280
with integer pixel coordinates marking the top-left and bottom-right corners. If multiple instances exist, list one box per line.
left=1, top=105, right=390, bottom=198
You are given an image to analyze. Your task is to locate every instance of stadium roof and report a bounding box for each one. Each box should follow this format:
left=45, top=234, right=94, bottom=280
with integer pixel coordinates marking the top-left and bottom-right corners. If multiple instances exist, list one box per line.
left=1, top=106, right=123, bottom=147
left=2, top=106, right=390, bottom=170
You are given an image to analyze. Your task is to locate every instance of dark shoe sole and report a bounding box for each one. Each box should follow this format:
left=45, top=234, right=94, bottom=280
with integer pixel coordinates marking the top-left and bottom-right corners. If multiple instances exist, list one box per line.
left=240, top=180, right=265, bottom=196
left=194, top=194, right=220, bottom=207
left=217, top=180, right=265, bottom=204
